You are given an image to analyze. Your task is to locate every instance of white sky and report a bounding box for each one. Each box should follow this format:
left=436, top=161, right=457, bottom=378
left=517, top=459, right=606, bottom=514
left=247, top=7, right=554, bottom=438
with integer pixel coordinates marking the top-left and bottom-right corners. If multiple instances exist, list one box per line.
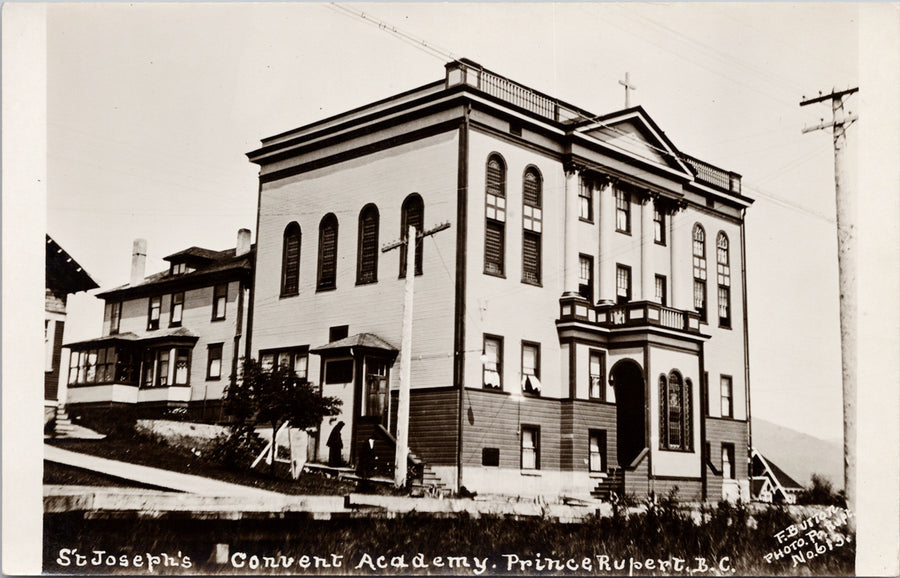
left=46, top=2, right=860, bottom=442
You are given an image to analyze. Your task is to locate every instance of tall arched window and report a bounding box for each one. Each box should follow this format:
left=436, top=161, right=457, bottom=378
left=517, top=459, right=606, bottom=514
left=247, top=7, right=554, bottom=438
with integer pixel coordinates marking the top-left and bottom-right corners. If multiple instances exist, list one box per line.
left=660, top=371, right=693, bottom=451
left=281, top=222, right=301, bottom=297
left=400, top=194, right=424, bottom=277
left=522, top=166, right=542, bottom=285
left=317, top=214, right=338, bottom=291
left=356, top=204, right=379, bottom=285
left=484, top=154, right=506, bottom=276
left=716, top=232, right=731, bottom=327
left=692, top=224, right=707, bottom=322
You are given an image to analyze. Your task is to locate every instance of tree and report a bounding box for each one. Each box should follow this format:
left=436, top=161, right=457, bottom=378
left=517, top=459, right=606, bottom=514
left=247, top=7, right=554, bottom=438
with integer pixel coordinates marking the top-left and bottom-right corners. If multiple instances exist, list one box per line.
left=224, top=358, right=342, bottom=475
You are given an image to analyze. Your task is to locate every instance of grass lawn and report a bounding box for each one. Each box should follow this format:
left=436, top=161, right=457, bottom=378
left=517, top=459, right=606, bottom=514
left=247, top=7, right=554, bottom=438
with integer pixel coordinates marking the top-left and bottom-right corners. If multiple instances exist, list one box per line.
left=45, top=434, right=357, bottom=496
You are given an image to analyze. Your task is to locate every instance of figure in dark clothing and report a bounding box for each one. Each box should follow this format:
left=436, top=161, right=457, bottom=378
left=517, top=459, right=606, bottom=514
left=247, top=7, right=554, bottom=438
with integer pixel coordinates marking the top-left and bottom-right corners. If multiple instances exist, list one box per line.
left=326, top=421, right=345, bottom=467
left=356, top=438, right=376, bottom=479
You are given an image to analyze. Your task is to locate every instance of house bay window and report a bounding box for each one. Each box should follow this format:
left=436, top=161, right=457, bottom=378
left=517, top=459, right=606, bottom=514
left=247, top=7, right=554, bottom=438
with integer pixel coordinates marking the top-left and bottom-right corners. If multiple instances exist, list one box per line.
left=68, top=345, right=139, bottom=386
left=259, top=347, right=309, bottom=380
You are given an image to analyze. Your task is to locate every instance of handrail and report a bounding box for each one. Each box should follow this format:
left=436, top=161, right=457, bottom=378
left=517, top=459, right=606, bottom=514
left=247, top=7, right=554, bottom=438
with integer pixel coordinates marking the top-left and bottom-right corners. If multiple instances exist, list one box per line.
left=626, top=447, right=650, bottom=471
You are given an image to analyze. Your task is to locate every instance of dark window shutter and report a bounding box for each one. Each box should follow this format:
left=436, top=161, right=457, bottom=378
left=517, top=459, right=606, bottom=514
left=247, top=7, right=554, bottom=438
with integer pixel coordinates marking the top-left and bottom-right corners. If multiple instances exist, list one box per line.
left=487, top=157, right=504, bottom=197
left=400, top=197, right=424, bottom=277
left=358, top=210, right=378, bottom=284
left=282, top=227, right=300, bottom=295
left=522, top=231, right=541, bottom=283
left=484, top=220, right=504, bottom=275
left=318, top=217, right=338, bottom=290
left=523, top=170, right=541, bottom=207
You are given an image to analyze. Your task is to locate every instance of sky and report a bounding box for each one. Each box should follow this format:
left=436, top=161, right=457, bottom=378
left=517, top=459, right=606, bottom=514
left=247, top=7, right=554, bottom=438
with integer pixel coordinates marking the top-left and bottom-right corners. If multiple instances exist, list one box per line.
left=45, top=2, right=861, bottom=442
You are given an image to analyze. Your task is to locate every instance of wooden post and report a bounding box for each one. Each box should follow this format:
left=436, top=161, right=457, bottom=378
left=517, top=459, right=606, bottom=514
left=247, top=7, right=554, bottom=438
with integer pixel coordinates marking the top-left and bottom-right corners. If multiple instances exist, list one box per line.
left=394, top=225, right=415, bottom=488
left=800, top=88, right=858, bottom=526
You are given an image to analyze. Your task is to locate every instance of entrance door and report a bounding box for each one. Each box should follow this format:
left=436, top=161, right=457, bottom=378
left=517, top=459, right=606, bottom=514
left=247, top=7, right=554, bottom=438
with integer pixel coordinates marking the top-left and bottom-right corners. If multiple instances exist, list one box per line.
left=612, top=360, right=646, bottom=467
left=362, top=357, right=390, bottom=427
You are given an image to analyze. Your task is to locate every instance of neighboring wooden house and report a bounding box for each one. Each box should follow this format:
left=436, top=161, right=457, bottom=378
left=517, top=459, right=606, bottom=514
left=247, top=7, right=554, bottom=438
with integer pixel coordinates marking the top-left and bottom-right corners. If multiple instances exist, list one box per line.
left=45, top=235, right=98, bottom=426
left=62, top=231, right=253, bottom=421
left=246, top=59, right=754, bottom=500
left=752, top=448, right=804, bottom=504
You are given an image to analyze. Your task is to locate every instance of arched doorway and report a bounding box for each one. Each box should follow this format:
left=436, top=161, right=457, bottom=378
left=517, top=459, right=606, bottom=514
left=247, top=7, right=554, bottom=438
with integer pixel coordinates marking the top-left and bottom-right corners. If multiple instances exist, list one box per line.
left=611, top=359, right=645, bottom=467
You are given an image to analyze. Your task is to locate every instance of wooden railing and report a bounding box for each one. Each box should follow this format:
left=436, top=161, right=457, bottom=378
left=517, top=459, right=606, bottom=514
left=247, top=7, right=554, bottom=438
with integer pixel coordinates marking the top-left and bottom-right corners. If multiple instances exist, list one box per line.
left=679, top=153, right=742, bottom=195
left=558, top=296, right=702, bottom=335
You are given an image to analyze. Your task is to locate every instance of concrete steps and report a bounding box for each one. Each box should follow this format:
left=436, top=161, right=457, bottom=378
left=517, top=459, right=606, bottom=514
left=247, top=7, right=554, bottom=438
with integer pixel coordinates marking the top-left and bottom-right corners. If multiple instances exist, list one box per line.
left=590, top=468, right=624, bottom=501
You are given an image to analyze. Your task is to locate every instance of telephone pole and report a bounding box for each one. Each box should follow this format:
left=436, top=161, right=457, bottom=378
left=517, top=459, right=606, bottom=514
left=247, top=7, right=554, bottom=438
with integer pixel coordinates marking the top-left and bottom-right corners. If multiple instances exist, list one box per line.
left=382, top=221, right=450, bottom=488
left=800, top=87, right=858, bottom=521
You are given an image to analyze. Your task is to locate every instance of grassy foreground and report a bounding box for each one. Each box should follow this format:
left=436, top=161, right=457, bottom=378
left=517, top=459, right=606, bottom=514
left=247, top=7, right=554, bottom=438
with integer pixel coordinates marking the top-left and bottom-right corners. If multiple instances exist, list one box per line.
left=44, top=502, right=853, bottom=575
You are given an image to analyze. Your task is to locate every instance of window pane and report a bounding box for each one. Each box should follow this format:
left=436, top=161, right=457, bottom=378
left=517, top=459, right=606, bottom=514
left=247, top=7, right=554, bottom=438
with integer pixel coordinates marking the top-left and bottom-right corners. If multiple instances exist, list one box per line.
left=522, top=344, right=537, bottom=376
left=485, top=220, right=504, bottom=275
left=294, top=354, right=308, bottom=379
left=522, top=232, right=541, bottom=283
left=175, top=349, right=189, bottom=385
left=282, top=224, right=301, bottom=295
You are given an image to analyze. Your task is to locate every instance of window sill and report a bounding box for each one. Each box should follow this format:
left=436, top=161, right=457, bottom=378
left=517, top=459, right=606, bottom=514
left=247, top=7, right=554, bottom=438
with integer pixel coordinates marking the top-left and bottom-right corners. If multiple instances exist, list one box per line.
left=520, top=279, right=542, bottom=287
left=356, top=279, right=378, bottom=286
left=589, top=472, right=608, bottom=479
left=719, top=323, right=732, bottom=330
left=397, top=272, right=423, bottom=279
left=520, top=470, right=542, bottom=477
left=316, top=286, right=337, bottom=293
left=616, top=229, right=632, bottom=236
left=654, top=240, right=667, bottom=247
left=279, top=292, right=299, bottom=299
left=483, top=270, right=506, bottom=279
left=210, top=318, right=226, bottom=323
left=481, top=386, right=508, bottom=395
left=578, top=217, right=594, bottom=224
left=169, top=322, right=182, bottom=328
left=206, top=377, right=222, bottom=382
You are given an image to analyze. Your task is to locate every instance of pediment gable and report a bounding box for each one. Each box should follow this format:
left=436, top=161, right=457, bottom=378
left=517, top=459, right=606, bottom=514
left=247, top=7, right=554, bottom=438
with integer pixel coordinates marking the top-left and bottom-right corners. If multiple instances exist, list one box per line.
left=575, top=108, right=693, bottom=178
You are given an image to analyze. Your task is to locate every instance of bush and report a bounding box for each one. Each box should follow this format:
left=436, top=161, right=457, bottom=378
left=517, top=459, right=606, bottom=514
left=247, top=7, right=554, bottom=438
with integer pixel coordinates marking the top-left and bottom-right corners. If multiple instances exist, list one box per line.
left=74, top=407, right=139, bottom=440
left=798, top=473, right=846, bottom=506
left=206, top=426, right=266, bottom=471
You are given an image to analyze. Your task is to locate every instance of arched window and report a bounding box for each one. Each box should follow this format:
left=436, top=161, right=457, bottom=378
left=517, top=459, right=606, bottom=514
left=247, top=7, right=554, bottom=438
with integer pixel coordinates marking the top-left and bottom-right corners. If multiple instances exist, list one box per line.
left=522, top=166, right=542, bottom=284
left=356, top=204, right=379, bottom=285
left=317, top=214, right=338, bottom=291
left=484, top=154, right=506, bottom=276
left=716, top=232, right=731, bottom=327
left=400, top=194, right=424, bottom=277
left=692, top=224, right=707, bottom=322
left=281, top=222, right=301, bottom=296
left=660, top=371, right=693, bottom=451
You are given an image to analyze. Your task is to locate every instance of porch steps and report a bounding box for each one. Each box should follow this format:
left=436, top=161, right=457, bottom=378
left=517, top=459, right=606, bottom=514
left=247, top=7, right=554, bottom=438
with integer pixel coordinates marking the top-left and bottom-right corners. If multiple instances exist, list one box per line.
left=49, top=405, right=106, bottom=440
left=590, top=468, right=624, bottom=501
left=410, top=462, right=449, bottom=497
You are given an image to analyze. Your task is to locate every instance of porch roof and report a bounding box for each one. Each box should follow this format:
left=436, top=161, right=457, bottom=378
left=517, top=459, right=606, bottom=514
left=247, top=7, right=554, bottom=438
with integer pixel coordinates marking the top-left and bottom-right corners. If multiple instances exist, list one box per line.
left=65, top=327, right=199, bottom=350
left=310, top=332, right=398, bottom=356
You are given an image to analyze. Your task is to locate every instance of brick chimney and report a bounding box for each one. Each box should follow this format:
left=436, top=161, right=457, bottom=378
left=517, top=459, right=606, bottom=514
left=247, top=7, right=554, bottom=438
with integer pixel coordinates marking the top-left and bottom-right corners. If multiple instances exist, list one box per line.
left=130, top=238, right=147, bottom=286
left=236, top=228, right=251, bottom=257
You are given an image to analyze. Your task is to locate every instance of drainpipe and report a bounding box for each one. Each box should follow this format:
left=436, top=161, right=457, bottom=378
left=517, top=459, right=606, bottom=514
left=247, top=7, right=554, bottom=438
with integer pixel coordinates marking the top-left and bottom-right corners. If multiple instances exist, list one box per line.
left=741, top=209, right=753, bottom=495
left=456, top=104, right=470, bottom=494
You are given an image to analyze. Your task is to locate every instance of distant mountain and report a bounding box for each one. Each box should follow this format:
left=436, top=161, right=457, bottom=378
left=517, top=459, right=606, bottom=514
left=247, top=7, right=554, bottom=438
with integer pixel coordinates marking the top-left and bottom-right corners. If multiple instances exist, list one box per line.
left=751, top=417, right=844, bottom=490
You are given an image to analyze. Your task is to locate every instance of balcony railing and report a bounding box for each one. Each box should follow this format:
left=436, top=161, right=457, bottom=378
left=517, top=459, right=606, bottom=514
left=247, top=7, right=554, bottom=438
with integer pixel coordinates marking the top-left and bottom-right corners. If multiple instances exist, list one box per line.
left=558, top=296, right=702, bottom=335
left=678, top=153, right=742, bottom=195
left=446, top=60, right=586, bottom=124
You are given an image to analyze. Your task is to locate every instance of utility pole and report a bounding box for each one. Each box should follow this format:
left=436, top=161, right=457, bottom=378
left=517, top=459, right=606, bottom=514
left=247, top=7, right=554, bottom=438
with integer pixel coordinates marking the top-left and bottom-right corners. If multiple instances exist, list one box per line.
left=800, top=87, right=858, bottom=523
left=382, top=221, right=450, bottom=487
left=619, top=72, right=637, bottom=108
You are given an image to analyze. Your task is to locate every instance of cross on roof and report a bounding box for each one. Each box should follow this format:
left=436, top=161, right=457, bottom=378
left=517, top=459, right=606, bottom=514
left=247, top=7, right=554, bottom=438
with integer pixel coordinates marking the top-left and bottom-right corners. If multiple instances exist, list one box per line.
left=619, top=72, right=637, bottom=108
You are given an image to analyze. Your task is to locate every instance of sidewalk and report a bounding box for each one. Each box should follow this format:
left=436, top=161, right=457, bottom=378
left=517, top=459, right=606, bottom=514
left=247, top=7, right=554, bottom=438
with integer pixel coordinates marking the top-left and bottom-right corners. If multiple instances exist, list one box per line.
left=45, top=443, right=283, bottom=497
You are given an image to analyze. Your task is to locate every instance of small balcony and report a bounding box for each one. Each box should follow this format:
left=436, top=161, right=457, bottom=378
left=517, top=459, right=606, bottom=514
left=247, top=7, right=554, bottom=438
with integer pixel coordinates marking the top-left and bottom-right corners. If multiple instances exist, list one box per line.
left=558, top=296, right=703, bottom=335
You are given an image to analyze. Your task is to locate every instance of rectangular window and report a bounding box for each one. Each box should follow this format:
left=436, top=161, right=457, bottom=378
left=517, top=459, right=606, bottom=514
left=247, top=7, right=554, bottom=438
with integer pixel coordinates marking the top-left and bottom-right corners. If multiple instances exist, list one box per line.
left=324, top=359, right=354, bottom=384
left=109, top=302, right=121, bottom=335
left=521, top=426, right=540, bottom=470
left=482, top=448, right=500, bottom=467
left=258, top=347, right=310, bottom=381
left=363, top=358, right=389, bottom=418
left=521, top=341, right=541, bottom=395
left=142, top=350, right=154, bottom=388
left=170, top=292, right=184, bottom=326
left=693, top=280, right=707, bottom=322
left=720, top=375, right=733, bottom=418
left=589, top=350, right=606, bottom=400
left=654, top=206, right=666, bottom=245
left=718, top=285, right=731, bottom=328
left=329, top=325, right=349, bottom=342
left=260, top=353, right=275, bottom=373
left=579, top=255, right=594, bottom=303
left=616, top=264, right=632, bottom=304
left=147, top=296, right=161, bottom=330
left=212, top=284, right=227, bottom=321
left=655, top=275, right=667, bottom=306
left=589, top=430, right=607, bottom=473
left=482, top=335, right=502, bottom=390
left=722, top=443, right=736, bottom=479
left=174, top=348, right=190, bottom=385
left=207, top=344, right=223, bottom=380
left=522, top=231, right=541, bottom=284
left=615, top=189, right=630, bottom=233
left=484, top=220, right=505, bottom=276
left=579, top=184, right=593, bottom=221
left=156, top=350, right=170, bottom=387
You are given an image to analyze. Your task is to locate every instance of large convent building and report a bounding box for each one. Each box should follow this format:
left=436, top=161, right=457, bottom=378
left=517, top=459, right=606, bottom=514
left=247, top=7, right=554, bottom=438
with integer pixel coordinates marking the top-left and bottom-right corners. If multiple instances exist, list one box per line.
left=245, top=59, right=754, bottom=501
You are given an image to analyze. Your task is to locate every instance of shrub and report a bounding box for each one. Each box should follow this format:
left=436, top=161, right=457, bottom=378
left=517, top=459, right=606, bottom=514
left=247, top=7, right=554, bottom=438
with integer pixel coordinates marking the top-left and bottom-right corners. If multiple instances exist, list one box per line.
left=798, top=473, right=846, bottom=506
left=74, top=407, right=139, bottom=440
left=206, top=425, right=266, bottom=471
